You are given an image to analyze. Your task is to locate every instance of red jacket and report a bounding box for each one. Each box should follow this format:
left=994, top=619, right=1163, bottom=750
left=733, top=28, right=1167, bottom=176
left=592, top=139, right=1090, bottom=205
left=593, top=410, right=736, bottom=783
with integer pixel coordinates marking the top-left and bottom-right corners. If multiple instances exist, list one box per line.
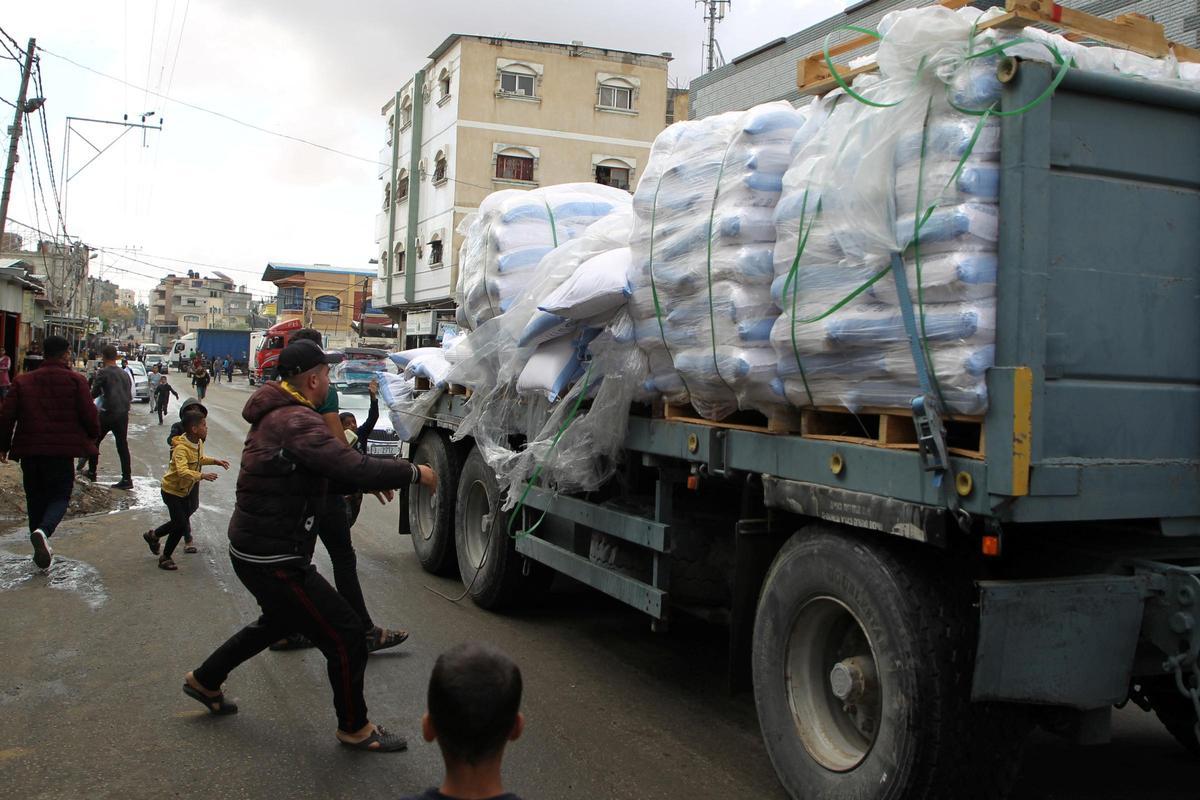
left=0, top=361, right=101, bottom=458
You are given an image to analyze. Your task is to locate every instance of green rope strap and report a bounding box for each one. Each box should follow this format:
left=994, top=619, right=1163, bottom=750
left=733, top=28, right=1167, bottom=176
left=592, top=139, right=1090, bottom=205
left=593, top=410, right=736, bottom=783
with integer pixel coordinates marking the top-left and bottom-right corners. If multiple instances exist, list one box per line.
left=543, top=199, right=559, bottom=247
left=704, top=137, right=740, bottom=397
left=780, top=188, right=822, bottom=406
left=646, top=175, right=693, bottom=399
left=506, top=357, right=596, bottom=540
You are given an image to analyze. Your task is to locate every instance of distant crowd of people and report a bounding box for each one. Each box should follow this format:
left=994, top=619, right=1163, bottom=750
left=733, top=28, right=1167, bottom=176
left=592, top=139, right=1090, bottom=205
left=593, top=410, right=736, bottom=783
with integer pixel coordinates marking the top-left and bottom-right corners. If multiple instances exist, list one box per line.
left=0, top=332, right=527, bottom=798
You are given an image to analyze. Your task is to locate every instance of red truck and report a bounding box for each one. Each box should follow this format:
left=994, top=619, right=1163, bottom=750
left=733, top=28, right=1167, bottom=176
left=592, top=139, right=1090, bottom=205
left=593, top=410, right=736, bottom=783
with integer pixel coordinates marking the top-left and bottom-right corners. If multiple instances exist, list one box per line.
left=250, top=318, right=303, bottom=384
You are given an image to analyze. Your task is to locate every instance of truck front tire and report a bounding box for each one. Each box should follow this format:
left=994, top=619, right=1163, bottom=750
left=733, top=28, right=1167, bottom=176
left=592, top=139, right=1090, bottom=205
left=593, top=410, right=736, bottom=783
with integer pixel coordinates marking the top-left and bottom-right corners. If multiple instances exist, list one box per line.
left=408, top=430, right=459, bottom=575
left=454, top=447, right=551, bottom=609
left=752, top=526, right=1026, bottom=800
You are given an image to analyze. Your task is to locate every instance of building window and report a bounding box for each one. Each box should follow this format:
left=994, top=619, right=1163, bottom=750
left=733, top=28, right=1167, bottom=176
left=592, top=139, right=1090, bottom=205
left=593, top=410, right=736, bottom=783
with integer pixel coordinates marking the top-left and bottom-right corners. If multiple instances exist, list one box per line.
left=438, top=68, right=451, bottom=101
left=394, top=247, right=406, bottom=275
left=379, top=252, right=389, bottom=279
left=314, top=295, right=340, bottom=313
left=383, top=182, right=391, bottom=210
left=598, top=81, right=633, bottom=111
left=396, top=169, right=409, bottom=201
left=433, top=151, right=447, bottom=184
left=429, top=238, right=444, bottom=265
left=184, top=315, right=200, bottom=322
left=386, top=115, right=394, bottom=145
left=595, top=163, right=631, bottom=191
left=496, top=153, right=534, bottom=182
left=499, top=70, right=536, bottom=97
left=279, top=287, right=304, bottom=311
left=400, top=95, right=413, bottom=129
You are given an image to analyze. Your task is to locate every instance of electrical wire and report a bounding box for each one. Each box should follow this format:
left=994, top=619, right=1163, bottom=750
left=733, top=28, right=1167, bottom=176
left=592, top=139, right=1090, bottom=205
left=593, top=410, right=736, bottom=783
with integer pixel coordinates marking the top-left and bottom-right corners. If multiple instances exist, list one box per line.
left=163, top=0, right=191, bottom=98
left=38, top=44, right=387, bottom=168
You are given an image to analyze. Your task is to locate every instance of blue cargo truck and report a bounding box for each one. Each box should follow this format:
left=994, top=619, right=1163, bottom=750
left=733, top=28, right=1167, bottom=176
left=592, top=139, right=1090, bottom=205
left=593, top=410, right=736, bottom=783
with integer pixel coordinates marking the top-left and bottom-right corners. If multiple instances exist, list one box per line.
left=397, top=61, right=1200, bottom=799
left=195, top=329, right=251, bottom=372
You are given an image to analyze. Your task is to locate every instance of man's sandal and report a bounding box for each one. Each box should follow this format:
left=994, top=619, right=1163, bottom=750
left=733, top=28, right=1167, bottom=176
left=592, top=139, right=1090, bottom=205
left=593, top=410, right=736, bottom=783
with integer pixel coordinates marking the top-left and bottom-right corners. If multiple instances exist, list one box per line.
left=338, top=725, right=407, bottom=752
left=365, top=627, right=409, bottom=654
left=143, top=530, right=160, bottom=555
left=158, top=557, right=178, bottom=571
left=182, top=683, right=238, bottom=715
left=184, top=543, right=198, bottom=554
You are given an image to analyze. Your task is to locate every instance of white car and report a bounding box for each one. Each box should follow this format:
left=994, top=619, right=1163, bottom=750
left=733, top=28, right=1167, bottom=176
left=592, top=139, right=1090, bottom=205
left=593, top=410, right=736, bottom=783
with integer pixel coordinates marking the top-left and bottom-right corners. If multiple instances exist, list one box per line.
left=127, top=361, right=152, bottom=403
left=329, top=351, right=401, bottom=456
left=144, top=354, right=169, bottom=374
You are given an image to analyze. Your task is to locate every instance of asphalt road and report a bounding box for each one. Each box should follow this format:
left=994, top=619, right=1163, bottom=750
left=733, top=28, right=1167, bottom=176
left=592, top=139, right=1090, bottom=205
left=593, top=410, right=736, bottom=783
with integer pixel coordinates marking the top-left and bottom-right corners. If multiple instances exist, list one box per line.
left=1, top=377, right=1197, bottom=800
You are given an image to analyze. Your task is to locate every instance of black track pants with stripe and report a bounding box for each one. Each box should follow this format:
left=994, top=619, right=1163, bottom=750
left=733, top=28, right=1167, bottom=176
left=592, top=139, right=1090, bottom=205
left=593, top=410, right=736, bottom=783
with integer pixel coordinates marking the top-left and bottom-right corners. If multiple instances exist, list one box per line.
left=193, top=557, right=369, bottom=732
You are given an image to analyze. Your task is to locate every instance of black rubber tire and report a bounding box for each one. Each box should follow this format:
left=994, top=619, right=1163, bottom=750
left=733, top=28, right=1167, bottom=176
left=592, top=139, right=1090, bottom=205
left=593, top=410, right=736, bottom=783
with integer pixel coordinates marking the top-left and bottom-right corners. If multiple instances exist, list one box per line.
left=407, top=429, right=460, bottom=575
left=752, top=526, right=1026, bottom=800
left=454, top=447, right=545, bottom=610
left=1150, top=689, right=1200, bottom=757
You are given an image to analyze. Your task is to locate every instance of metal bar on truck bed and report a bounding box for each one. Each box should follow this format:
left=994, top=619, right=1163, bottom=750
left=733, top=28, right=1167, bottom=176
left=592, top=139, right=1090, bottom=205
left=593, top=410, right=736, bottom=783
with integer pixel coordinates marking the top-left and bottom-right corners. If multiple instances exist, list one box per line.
left=515, top=535, right=666, bottom=618
left=519, top=486, right=669, bottom=552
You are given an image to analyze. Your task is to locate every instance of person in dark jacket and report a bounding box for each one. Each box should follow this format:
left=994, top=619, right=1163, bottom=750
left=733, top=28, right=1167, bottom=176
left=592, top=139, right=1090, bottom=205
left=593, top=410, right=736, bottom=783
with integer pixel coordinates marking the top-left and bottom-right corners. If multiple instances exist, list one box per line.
left=268, top=332, right=406, bottom=656
left=84, top=344, right=134, bottom=489
left=153, top=375, right=179, bottom=425
left=0, top=335, right=100, bottom=569
left=184, top=339, right=437, bottom=753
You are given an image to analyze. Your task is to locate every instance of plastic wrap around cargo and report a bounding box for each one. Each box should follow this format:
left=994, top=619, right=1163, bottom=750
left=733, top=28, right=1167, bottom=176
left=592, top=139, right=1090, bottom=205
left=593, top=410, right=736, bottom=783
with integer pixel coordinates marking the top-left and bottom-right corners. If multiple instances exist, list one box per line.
left=455, top=183, right=632, bottom=330
left=629, top=101, right=806, bottom=421
left=387, top=207, right=648, bottom=506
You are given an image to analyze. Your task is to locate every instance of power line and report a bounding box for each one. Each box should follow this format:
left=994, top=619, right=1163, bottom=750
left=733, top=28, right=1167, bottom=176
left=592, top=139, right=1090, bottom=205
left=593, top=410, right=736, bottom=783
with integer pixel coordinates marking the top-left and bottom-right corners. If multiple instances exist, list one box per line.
left=163, top=0, right=191, bottom=98
left=38, top=44, right=386, bottom=167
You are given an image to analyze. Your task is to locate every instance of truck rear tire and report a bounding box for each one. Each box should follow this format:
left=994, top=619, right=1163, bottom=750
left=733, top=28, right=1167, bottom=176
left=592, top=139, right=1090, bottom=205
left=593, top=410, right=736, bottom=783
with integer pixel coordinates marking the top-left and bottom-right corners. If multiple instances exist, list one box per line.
left=408, top=430, right=459, bottom=575
left=1149, top=688, right=1200, bottom=757
left=752, top=526, right=1026, bottom=800
left=454, top=447, right=549, bottom=610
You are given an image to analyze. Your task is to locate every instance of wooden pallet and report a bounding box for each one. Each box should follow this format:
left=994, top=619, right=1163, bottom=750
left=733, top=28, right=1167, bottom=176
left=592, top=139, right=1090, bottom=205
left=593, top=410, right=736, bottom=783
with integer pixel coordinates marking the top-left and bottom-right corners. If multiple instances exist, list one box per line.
left=659, top=402, right=802, bottom=435
left=446, top=383, right=473, bottom=398
left=798, top=0, right=1200, bottom=96
left=655, top=401, right=985, bottom=459
left=800, top=406, right=985, bottom=460
left=413, top=376, right=432, bottom=392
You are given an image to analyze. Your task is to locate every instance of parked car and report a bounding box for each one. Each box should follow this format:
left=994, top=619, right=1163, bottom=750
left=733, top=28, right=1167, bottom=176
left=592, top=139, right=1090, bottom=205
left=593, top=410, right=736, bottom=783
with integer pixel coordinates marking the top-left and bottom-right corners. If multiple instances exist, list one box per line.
left=127, top=360, right=151, bottom=403
left=329, top=352, right=401, bottom=456
left=144, top=354, right=168, bottom=374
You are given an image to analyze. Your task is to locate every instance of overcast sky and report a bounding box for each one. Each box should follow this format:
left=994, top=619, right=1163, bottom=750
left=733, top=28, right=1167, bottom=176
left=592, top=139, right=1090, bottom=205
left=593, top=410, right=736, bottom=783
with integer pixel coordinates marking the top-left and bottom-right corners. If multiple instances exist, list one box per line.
left=3, top=0, right=835, bottom=301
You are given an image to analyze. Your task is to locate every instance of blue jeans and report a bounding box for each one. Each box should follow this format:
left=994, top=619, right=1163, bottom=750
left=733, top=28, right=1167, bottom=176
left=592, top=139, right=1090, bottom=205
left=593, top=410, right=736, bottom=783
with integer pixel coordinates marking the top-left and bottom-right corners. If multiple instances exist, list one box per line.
left=20, top=456, right=74, bottom=536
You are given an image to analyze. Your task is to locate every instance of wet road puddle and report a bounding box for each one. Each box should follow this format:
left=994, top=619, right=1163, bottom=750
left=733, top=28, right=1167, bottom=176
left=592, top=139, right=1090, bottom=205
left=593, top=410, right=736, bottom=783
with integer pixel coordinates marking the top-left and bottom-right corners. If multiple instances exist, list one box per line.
left=0, top=552, right=109, bottom=609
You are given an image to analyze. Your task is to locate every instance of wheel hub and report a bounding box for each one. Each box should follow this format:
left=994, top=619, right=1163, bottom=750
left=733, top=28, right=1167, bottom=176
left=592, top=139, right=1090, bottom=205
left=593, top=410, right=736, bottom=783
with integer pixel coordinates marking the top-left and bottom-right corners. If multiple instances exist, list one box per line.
left=785, top=597, right=882, bottom=772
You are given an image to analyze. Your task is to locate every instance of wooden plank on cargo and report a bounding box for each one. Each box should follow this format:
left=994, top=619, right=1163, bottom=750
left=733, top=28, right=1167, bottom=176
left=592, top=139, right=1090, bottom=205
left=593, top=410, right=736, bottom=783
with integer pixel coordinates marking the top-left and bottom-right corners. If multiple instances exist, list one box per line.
left=798, top=0, right=1200, bottom=96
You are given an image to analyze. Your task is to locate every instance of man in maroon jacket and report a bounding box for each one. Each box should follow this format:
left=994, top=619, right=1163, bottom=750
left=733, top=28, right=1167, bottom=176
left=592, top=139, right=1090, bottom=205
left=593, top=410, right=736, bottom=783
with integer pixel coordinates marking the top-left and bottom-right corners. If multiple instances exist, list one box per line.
left=184, top=339, right=437, bottom=753
left=0, top=335, right=100, bottom=568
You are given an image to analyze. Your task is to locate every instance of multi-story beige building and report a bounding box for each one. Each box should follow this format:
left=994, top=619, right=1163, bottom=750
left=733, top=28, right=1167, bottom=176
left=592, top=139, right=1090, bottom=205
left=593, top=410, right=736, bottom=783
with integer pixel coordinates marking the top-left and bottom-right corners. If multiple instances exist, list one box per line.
left=149, top=271, right=252, bottom=343
left=263, top=262, right=382, bottom=350
left=372, top=35, right=671, bottom=343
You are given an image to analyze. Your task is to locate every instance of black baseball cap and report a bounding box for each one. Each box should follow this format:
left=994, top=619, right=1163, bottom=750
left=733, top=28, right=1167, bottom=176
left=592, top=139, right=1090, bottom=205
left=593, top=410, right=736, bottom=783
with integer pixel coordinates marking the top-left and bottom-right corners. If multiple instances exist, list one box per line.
left=277, top=339, right=342, bottom=378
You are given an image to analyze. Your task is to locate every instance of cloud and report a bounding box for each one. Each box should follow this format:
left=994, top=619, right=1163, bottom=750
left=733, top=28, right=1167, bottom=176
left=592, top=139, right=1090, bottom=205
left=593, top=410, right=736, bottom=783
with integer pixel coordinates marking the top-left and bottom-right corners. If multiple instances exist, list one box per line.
left=4, top=0, right=832, bottom=302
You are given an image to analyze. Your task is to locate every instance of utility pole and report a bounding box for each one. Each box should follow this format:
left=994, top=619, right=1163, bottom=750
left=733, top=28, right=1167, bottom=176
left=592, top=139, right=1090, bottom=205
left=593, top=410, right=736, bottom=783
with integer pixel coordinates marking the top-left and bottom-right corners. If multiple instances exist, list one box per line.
left=0, top=37, right=37, bottom=243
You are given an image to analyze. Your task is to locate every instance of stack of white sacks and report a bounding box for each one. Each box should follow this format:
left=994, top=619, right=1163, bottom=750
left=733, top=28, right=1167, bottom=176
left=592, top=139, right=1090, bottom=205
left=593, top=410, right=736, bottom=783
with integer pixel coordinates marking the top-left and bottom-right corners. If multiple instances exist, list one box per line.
left=456, top=183, right=632, bottom=330
left=628, top=101, right=806, bottom=420
left=769, top=8, right=1005, bottom=416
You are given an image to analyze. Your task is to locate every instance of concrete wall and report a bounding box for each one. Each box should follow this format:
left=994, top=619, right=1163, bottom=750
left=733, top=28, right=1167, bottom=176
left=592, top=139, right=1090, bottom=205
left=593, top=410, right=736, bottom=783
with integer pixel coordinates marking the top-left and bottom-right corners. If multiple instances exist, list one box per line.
left=688, top=0, right=1200, bottom=118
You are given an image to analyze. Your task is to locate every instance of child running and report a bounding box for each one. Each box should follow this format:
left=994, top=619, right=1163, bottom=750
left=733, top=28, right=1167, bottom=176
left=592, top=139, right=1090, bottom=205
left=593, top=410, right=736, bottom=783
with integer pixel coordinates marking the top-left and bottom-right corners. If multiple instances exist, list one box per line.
left=143, top=408, right=229, bottom=570
left=153, top=375, right=179, bottom=425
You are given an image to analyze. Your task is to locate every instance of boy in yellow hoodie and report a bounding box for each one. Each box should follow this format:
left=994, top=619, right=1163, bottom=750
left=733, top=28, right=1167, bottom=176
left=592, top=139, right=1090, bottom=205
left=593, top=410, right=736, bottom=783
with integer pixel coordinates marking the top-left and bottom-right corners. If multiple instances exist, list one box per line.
left=143, top=409, right=229, bottom=570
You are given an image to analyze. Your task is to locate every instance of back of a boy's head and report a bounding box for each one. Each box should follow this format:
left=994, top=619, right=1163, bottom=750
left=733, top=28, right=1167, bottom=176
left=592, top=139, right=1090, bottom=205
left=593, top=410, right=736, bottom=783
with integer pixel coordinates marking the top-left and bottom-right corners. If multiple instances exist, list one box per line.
left=428, top=642, right=522, bottom=765
left=181, top=409, right=205, bottom=433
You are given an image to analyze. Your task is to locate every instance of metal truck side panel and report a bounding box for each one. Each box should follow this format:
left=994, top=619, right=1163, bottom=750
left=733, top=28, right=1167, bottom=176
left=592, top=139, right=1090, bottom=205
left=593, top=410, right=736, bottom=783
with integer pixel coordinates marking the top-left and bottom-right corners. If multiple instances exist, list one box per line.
left=972, top=576, right=1145, bottom=708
